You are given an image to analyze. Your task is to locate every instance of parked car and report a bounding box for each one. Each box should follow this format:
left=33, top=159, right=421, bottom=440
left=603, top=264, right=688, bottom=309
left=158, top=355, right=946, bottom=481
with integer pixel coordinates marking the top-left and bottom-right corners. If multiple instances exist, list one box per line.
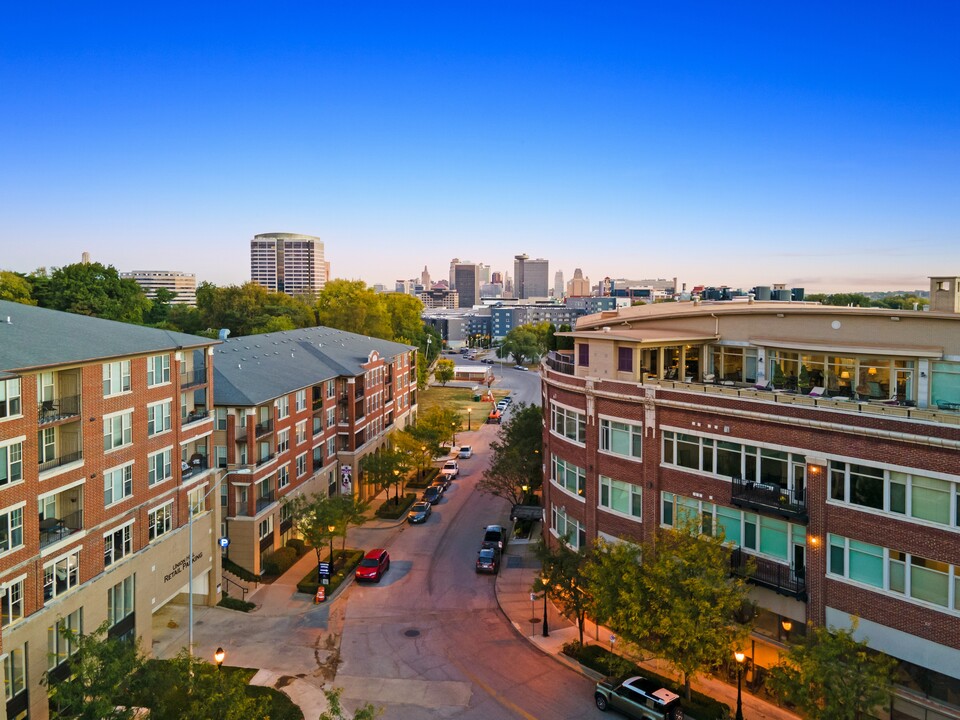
left=407, top=501, right=432, bottom=524
left=430, top=479, right=447, bottom=497
left=355, top=549, right=391, bottom=582
left=502, top=395, right=513, bottom=404
left=476, top=547, right=500, bottom=574
left=513, top=365, right=528, bottom=371
left=458, top=445, right=473, bottom=459
left=440, top=460, right=459, bottom=479
left=422, top=486, right=442, bottom=505
left=481, top=358, right=495, bottom=364
left=594, top=676, right=683, bottom=720
left=481, top=524, right=508, bottom=551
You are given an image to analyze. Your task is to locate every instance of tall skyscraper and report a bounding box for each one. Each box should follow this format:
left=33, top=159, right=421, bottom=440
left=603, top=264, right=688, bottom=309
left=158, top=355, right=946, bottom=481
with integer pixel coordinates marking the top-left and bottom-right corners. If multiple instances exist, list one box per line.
left=449, top=258, right=460, bottom=290
left=478, top=263, right=490, bottom=284
left=553, top=270, right=564, bottom=298
left=491, top=270, right=503, bottom=285
left=121, top=270, right=198, bottom=305
left=421, top=265, right=431, bottom=288
left=453, top=262, right=480, bottom=307
left=250, top=232, right=327, bottom=297
left=514, top=254, right=549, bottom=299
left=567, top=268, right=591, bottom=297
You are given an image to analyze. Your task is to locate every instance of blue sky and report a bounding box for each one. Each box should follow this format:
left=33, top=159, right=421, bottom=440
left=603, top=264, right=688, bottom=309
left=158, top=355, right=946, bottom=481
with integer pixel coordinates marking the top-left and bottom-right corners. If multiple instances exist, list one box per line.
left=1, top=3, right=957, bottom=293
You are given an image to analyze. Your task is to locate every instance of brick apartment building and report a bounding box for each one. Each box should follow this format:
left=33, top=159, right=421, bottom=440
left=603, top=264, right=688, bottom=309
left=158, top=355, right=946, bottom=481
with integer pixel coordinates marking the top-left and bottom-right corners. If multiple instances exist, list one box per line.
left=0, top=300, right=222, bottom=720
left=212, top=326, right=417, bottom=575
left=542, top=277, right=960, bottom=719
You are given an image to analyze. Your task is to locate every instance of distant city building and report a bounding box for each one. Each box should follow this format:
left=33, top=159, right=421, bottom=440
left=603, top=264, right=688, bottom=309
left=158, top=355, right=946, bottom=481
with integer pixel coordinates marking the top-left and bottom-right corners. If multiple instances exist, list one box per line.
left=479, top=263, right=490, bottom=284
left=491, top=270, right=503, bottom=285
left=480, top=282, right=503, bottom=299
left=250, top=232, right=327, bottom=297
left=419, top=288, right=460, bottom=309
left=490, top=300, right=586, bottom=340
left=421, top=307, right=492, bottom=348
left=449, top=258, right=460, bottom=290
left=553, top=270, right=565, bottom=298
left=567, top=268, right=591, bottom=297
left=395, top=279, right=423, bottom=295
left=421, top=265, right=431, bottom=288
left=564, top=296, right=617, bottom=314
left=121, top=269, right=198, bottom=305
left=453, top=262, right=480, bottom=307
left=504, top=271, right=513, bottom=296
left=513, top=254, right=549, bottom=299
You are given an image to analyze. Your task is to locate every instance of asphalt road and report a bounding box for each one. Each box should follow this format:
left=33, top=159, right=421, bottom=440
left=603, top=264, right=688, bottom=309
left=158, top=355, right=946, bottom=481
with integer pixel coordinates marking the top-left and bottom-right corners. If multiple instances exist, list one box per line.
left=333, top=365, right=601, bottom=719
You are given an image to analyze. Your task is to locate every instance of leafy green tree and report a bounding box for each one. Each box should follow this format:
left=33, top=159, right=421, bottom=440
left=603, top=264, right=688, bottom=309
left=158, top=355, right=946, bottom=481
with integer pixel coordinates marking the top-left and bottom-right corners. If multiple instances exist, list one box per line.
left=138, top=650, right=271, bottom=720
left=197, top=281, right=314, bottom=337
left=383, top=292, right=426, bottom=344
left=535, top=539, right=591, bottom=645
left=144, top=287, right=177, bottom=325
left=416, top=357, right=430, bottom=391
left=0, top=270, right=35, bottom=304
left=287, top=493, right=343, bottom=579
left=498, top=325, right=541, bottom=365
left=767, top=619, right=896, bottom=720
left=316, top=279, right=392, bottom=339
left=319, top=686, right=382, bottom=720
left=434, top=357, right=455, bottom=386
left=330, top=493, right=370, bottom=553
left=556, top=323, right=574, bottom=351
left=361, top=448, right=407, bottom=504
left=418, top=405, right=463, bottom=447
left=39, top=262, right=151, bottom=323
left=478, top=403, right=543, bottom=503
left=588, top=516, right=752, bottom=699
left=43, top=621, right=144, bottom=720
left=546, top=323, right=558, bottom=352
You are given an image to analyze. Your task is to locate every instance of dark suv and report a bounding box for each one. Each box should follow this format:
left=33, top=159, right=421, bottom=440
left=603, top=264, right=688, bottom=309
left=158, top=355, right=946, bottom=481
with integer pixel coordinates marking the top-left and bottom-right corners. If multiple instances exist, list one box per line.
left=594, top=675, right=683, bottom=720
left=481, top=524, right=507, bottom=551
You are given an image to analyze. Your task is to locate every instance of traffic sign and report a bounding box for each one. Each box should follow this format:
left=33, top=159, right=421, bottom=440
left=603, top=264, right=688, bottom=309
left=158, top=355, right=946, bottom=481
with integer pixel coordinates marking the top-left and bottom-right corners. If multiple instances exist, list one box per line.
left=218, top=537, right=230, bottom=548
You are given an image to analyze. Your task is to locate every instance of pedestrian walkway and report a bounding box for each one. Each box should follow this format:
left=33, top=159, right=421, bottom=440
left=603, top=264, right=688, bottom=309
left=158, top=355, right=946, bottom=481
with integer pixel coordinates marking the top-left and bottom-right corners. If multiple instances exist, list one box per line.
left=494, top=536, right=800, bottom=720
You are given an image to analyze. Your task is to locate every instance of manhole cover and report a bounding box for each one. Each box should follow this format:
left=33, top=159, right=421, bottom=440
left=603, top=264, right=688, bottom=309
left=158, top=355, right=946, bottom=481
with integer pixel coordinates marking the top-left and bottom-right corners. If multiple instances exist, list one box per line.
left=404, top=629, right=421, bottom=638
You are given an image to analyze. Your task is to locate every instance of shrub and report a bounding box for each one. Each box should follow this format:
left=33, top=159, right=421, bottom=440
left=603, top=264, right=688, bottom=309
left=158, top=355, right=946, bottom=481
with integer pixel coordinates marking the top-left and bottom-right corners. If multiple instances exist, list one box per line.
left=406, top=467, right=440, bottom=489
left=561, top=642, right=730, bottom=720
left=262, top=546, right=298, bottom=576
left=376, top=493, right=417, bottom=519
left=222, top=557, right=260, bottom=583
left=286, top=538, right=307, bottom=557
left=296, top=549, right=365, bottom=596
left=218, top=595, right=256, bottom=612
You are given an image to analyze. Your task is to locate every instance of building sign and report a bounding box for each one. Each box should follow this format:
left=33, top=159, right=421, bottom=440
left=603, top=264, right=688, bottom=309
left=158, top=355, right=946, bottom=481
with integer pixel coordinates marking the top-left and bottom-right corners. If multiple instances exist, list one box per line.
left=341, top=464, right=352, bottom=492
left=164, top=551, right=203, bottom=584
left=318, top=562, right=331, bottom=577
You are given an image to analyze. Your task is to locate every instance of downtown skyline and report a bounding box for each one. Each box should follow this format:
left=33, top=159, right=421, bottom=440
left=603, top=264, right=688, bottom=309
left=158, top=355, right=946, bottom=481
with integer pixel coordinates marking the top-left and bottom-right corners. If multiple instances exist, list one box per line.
left=1, top=3, right=958, bottom=293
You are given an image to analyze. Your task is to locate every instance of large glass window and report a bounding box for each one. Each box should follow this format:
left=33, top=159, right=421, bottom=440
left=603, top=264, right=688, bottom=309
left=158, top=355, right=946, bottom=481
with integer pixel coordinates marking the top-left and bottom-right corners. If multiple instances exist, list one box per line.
left=108, top=575, right=135, bottom=627
left=599, top=476, right=641, bottom=518
left=551, top=404, right=586, bottom=444
left=48, top=607, right=82, bottom=670
left=551, top=505, right=585, bottom=550
left=552, top=455, right=585, bottom=497
left=578, top=343, right=589, bottom=367
left=0, top=441, right=23, bottom=486
left=147, top=354, right=170, bottom=386
left=104, top=524, right=132, bottom=566
left=0, top=378, right=22, bottom=418
left=1, top=578, right=24, bottom=627
left=3, top=644, right=25, bottom=702
left=44, top=550, right=80, bottom=600
left=617, top=347, right=633, bottom=372
left=0, top=506, right=24, bottom=553
left=148, top=503, right=173, bottom=541
left=599, top=419, right=642, bottom=459
left=148, top=448, right=172, bottom=486
left=104, top=464, right=133, bottom=506
left=102, top=360, right=131, bottom=396
left=103, top=412, right=133, bottom=451
left=147, top=401, right=172, bottom=436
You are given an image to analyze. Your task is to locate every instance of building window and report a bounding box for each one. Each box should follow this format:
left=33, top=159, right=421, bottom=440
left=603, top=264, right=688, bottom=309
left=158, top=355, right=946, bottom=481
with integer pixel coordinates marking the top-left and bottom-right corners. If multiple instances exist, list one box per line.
left=0, top=441, right=23, bottom=486
left=104, top=523, right=133, bottom=567
left=295, top=453, right=307, bottom=478
left=326, top=380, right=335, bottom=398
left=552, top=455, right=586, bottom=498
left=0, top=505, right=24, bottom=553
left=148, top=503, right=173, bottom=541
left=599, top=419, right=642, bottom=459
left=103, top=360, right=131, bottom=396
left=1, top=578, right=24, bottom=627
left=147, top=354, right=171, bottom=386
left=44, top=550, right=80, bottom=600
left=326, top=407, right=335, bottom=428
left=578, top=343, right=589, bottom=367
left=259, top=515, right=274, bottom=540
left=104, top=411, right=133, bottom=451
left=327, top=437, right=336, bottom=458
left=278, top=464, right=290, bottom=489
left=0, top=378, right=21, bottom=418
left=148, top=448, right=172, bottom=486
left=3, top=644, right=26, bottom=702
left=599, top=476, right=642, bottom=519
left=276, top=396, right=290, bottom=419
left=550, top=404, right=586, bottom=444
left=147, top=400, right=172, bottom=436
left=295, top=389, right=307, bottom=412
left=296, top=421, right=307, bottom=445
left=104, top=464, right=133, bottom=506
left=617, top=347, right=633, bottom=372
left=551, top=505, right=585, bottom=550
left=215, top=445, right=227, bottom=469
left=277, top=429, right=289, bottom=453
left=215, top=408, right=228, bottom=430
left=188, top=486, right=205, bottom=515
left=107, top=575, right=135, bottom=628
left=48, top=607, right=82, bottom=670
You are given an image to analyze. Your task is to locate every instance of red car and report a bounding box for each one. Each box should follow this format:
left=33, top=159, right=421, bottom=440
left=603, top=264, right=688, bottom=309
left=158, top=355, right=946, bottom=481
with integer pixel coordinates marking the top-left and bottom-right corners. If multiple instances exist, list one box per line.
left=355, top=548, right=390, bottom=582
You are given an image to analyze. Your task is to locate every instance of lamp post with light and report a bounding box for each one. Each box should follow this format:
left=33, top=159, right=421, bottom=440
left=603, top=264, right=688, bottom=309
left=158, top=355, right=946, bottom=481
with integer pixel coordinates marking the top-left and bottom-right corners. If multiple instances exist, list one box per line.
left=452, top=421, right=458, bottom=447
left=420, top=445, right=426, bottom=481
left=214, top=647, right=225, bottom=671
left=734, top=650, right=745, bottom=720
left=328, top=524, right=337, bottom=567
left=467, top=408, right=472, bottom=431
left=541, top=576, right=550, bottom=637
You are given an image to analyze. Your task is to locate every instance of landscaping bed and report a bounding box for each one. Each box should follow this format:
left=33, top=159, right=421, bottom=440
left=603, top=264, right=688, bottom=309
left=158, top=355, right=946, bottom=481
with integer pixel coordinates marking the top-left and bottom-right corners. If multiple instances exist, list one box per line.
left=217, top=595, right=256, bottom=612
left=376, top=492, right=417, bottom=518
left=296, top=548, right=364, bottom=596
left=405, top=467, right=440, bottom=489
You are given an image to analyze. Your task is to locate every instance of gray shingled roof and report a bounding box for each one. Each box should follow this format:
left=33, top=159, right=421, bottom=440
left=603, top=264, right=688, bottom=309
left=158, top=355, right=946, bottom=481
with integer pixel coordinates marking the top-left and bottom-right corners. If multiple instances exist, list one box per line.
left=213, top=326, right=415, bottom=407
left=0, top=300, right=217, bottom=378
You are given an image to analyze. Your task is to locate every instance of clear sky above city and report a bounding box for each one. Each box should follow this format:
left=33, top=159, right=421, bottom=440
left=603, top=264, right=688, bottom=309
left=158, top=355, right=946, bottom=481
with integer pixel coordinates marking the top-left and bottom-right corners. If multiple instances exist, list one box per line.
left=1, top=3, right=958, bottom=293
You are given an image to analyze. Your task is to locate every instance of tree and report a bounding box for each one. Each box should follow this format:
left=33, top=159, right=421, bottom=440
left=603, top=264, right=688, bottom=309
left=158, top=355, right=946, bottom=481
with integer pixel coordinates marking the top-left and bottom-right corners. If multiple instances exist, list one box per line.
left=287, top=493, right=343, bottom=579
left=144, top=287, right=177, bottom=325
left=434, top=358, right=455, bottom=386
left=43, top=621, right=144, bottom=720
left=38, top=262, right=151, bottom=323
left=416, top=357, right=430, bottom=391
left=588, top=517, right=752, bottom=699
left=767, top=619, right=896, bottom=720
left=477, top=403, right=543, bottom=504
left=498, top=325, right=542, bottom=365
left=417, top=406, right=462, bottom=447
left=360, top=448, right=406, bottom=504
left=0, top=270, right=35, bottom=304
left=196, top=282, right=315, bottom=337
left=329, top=493, right=370, bottom=553
left=315, top=280, right=392, bottom=339
left=382, top=292, right=426, bottom=345
left=138, top=650, right=271, bottom=720
left=556, top=323, right=574, bottom=351
left=534, top=539, right=591, bottom=645
left=545, top=323, right=558, bottom=352
left=319, top=686, right=382, bottom=720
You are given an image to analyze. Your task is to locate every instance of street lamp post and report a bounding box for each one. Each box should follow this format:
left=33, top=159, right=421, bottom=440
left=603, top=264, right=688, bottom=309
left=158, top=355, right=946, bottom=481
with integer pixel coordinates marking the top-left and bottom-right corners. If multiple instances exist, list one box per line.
left=214, top=647, right=225, bottom=671
left=452, top=421, right=458, bottom=447
left=521, top=484, right=529, bottom=504
left=328, top=524, right=337, bottom=568
left=392, top=468, right=400, bottom=504
left=420, top=445, right=426, bottom=481
left=541, top=575, right=550, bottom=637
left=467, top=408, right=472, bottom=431
left=734, top=651, right=745, bottom=720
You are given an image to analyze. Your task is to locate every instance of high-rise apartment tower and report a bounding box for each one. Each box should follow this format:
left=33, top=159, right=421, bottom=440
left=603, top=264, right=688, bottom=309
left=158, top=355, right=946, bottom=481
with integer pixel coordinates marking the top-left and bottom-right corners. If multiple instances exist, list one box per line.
left=250, top=232, right=327, bottom=297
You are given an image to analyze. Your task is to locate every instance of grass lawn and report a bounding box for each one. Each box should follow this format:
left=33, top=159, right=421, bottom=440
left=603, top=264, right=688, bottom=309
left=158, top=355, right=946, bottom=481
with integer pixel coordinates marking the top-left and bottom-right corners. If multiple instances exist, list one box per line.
left=418, top=385, right=511, bottom=429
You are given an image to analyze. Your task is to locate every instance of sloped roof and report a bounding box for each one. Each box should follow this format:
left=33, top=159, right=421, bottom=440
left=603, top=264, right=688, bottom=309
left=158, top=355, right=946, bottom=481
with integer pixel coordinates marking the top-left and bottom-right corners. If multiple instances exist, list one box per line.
left=213, top=326, right=415, bottom=406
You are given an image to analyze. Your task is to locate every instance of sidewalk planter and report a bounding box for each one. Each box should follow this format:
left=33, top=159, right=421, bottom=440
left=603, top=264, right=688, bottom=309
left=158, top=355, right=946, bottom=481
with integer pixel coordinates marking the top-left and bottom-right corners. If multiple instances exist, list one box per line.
left=376, top=493, right=417, bottom=519
left=296, top=549, right=364, bottom=597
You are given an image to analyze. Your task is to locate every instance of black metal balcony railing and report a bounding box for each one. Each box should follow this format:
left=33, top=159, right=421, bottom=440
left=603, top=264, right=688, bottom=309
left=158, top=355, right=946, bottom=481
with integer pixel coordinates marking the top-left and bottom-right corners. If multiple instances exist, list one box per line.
left=180, top=366, right=207, bottom=388
left=38, top=450, right=83, bottom=473
left=181, top=456, right=209, bottom=480
left=730, top=476, right=808, bottom=521
left=182, top=408, right=210, bottom=426
left=39, top=509, right=83, bottom=549
left=256, top=490, right=275, bottom=513
left=255, top=419, right=273, bottom=437
left=256, top=452, right=275, bottom=466
left=355, top=387, right=365, bottom=399
left=38, top=395, right=81, bottom=424
left=338, top=394, right=349, bottom=406
left=730, top=548, right=806, bottom=600
left=545, top=352, right=575, bottom=375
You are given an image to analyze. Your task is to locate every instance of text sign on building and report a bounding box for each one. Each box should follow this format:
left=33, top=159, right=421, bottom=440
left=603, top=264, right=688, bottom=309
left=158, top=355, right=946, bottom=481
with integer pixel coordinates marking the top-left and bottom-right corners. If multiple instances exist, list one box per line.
left=218, top=537, right=230, bottom=548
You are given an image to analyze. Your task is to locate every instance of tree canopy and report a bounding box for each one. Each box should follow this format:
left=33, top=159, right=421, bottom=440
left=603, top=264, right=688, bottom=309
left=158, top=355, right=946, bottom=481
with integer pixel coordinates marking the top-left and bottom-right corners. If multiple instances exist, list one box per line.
left=315, top=279, right=393, bottom=339
left=498, top=323, right=547, bottom=365
left=196, top=281, right=315, bottom=336
left=433, top=358, right=455, bottom=386
left=33, top=262, right=151, bottom=324
left=477, top=402, right=543, bottom=504
left=535, top=539, right=591, bottom=645
left=0, top=270, right=35, bottom=304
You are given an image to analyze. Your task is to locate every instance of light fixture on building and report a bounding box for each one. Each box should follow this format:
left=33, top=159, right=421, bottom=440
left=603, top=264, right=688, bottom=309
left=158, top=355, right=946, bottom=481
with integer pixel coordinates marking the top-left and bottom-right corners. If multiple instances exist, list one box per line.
left=868, top=367, right=878, bottom=375
left=807, top=534, right=820, bottom=547
left=840, top=371, right=851, bottom=380
left=781, top=619, right=793, bottom=633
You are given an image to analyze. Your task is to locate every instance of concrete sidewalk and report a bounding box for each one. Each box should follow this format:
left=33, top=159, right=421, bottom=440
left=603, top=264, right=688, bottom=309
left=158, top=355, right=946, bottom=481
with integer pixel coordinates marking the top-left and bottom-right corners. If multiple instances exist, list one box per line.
left=494, top=536, right=800, bottom=720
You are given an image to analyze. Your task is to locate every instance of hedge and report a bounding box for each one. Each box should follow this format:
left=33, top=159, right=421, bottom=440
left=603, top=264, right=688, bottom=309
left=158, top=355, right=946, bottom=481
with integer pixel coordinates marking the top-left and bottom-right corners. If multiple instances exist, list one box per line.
left=296, top=548, right=365, bottom=596
left=406, top=467, right=440, bottom=489
left=286, top=538, right=308, bottom=557
left=218, top=595, right=256, bottom=612
left=262, top=546, right=298, bottom=577
left=376, top=493, right=417, bottom=519
left=562, top=642, right=730, bottom=720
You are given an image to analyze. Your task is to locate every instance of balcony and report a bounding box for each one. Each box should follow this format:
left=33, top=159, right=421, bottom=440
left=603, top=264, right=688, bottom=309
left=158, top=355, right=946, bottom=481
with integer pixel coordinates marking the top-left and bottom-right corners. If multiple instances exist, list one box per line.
left=730, top=548, right=806, bottom=600
left=338, top=394, right=349, bottom=407
left=180, top=366, right=207, bottom=388
left=181, top=455, right=209, bottom=480
left=182, top=408, right=210, bottom=426
left=544, top=352, right=575, bottom=375
left=40, top=508, right=83, bottom=550
left=255, top=419, right=274, bottom=437
left=731, top=477, right=807, bottom=521
left=256, top=490, right=275, bottom=513
left=38, top=394, right=81, bottom=425
left=38, top=450, right=83, bottom=474
left=256, top=452, right=275, bottom=467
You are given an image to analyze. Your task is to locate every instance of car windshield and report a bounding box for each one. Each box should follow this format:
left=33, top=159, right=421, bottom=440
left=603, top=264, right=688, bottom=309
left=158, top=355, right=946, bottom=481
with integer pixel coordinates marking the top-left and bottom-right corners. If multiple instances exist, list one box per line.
left=359, top=558, right=379, bottom=567
left=484, top=532, right=501, bottom=542
left=479, top=550, right=495, bottom=560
